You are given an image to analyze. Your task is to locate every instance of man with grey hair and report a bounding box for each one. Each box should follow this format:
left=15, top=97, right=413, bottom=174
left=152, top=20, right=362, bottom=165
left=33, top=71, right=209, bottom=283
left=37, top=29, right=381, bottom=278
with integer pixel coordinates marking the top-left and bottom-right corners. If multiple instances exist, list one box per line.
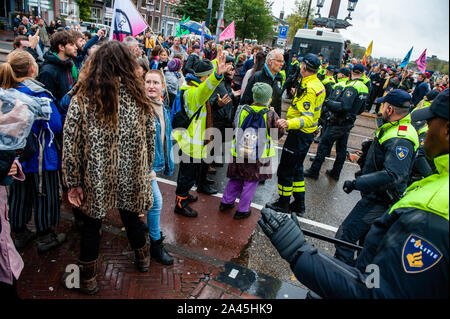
left=123, top=36, right=143, bottom=59
left=241, top=49, right=284, bottom=116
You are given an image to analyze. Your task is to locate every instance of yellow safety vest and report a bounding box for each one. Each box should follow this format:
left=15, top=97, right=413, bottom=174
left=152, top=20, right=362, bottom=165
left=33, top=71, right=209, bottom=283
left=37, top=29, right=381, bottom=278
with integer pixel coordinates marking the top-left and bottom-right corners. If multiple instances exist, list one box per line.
left=286, top=74, right=326, bottom=134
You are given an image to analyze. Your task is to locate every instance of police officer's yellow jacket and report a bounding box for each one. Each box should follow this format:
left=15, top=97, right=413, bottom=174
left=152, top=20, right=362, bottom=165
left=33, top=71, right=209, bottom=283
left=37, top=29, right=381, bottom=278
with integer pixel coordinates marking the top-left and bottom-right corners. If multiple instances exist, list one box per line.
left=286, top=74, right=325, bottom=133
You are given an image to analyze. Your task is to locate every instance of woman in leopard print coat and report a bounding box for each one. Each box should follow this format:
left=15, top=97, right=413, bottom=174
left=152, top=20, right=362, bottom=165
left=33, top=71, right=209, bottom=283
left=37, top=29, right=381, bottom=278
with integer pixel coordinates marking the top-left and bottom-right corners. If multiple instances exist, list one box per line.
left=62, top=41, right=155, bottom=295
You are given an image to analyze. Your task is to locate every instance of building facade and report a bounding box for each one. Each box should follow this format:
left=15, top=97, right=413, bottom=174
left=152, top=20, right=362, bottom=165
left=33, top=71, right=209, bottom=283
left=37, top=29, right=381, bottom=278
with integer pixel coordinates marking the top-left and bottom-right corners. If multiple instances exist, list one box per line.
left=2, top=0, right=181, bottom=36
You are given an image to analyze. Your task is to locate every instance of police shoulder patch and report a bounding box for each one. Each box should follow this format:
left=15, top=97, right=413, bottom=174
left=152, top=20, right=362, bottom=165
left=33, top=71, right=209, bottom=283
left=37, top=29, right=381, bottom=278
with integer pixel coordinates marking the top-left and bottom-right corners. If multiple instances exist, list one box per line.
left=396, top=146, right=409, bottom=160
left=402, top=234, right=443, bottom=274
left=303, top=102, right=311, bottom=110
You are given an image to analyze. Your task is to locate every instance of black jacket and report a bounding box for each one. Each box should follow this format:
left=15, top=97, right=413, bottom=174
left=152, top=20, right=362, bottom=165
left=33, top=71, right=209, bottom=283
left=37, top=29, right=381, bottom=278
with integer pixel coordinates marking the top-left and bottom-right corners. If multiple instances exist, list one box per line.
left=0, top=150, right=16, bottom=186
left=183, top=53, right=200, bottom=76
left=241, top=66, right=283, bottom=116
left=209, top=76, right=234, bottom=130
left=37, top=51, right=76, bottom=103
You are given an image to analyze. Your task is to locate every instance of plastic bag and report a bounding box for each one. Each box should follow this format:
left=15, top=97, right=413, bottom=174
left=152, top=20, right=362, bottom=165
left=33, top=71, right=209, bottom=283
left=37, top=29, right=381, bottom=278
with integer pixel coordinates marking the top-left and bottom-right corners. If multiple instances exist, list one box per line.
left=0, top=87, right=52, bottom=150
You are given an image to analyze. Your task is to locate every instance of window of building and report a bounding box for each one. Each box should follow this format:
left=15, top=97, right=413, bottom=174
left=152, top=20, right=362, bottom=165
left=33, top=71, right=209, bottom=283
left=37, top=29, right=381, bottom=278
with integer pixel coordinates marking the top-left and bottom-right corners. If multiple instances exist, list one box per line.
left=91, top=7, right=101, bottom=22
left=60, top=0, right=69, bottom=16
left=153, top=16, right=159, bottom=31
left=148, top=15, right=153, bottom=28
left=155, top=0, right=160, bottom=11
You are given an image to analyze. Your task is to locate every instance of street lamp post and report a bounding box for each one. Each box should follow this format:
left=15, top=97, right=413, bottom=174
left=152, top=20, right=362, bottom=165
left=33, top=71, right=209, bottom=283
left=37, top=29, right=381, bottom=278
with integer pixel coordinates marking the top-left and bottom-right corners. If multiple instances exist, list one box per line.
left=313, top=0, right=358, bottom=31
left=304, top=0, right=313, bottom=28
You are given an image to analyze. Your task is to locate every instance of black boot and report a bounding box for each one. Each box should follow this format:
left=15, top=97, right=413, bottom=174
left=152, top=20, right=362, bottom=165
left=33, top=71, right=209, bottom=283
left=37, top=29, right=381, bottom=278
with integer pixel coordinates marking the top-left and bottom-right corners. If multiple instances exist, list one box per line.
left=14, top=227, right=37, bottom=252
left=289, top=201, right=305, bottom=216
left=150, top=234, right=174, bottom=265
left=37, top=230, right=67, bottom=253
left=196, top=183, right=218, bottom=195
left=304, top=168, right=320, bottom=180
left=219, top=202, right=235, bottom=211
left=325, top=169, right=340, bottom=181
left=265, top=196, right=290, bottom=214
left=174, top=195, right=198, bottom=217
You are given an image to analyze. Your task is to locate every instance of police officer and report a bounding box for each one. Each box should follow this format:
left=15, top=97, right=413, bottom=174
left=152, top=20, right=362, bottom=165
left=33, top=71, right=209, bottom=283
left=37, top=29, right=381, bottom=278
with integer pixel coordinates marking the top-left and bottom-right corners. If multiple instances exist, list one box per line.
left=409, top=89, right=440, bottom=183
left=335, top=89, right=419, bottom=265
left=317, top=57, right=328, bottom=81
left=257, top=88, right=448, bottom=299
left=314, top=65, right=336, bottom=143
left=283, top=54, right=301, bottom=99
left=304, top=64, right=369, bottom=181
left=265, top=54, right=325, bottom=216
left=335, top=67, right=351, bottom=87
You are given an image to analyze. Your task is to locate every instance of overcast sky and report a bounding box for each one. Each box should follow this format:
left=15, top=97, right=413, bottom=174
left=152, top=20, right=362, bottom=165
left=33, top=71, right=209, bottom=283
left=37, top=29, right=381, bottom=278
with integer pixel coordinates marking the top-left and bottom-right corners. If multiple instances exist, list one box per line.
left=271, top=0, right=449, bottom=60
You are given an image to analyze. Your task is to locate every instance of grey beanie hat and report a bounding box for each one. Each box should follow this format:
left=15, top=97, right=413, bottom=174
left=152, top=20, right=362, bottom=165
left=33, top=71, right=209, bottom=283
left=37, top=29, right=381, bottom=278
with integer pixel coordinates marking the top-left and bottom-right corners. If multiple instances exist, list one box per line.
left=252, top=82, right=273, bottom=105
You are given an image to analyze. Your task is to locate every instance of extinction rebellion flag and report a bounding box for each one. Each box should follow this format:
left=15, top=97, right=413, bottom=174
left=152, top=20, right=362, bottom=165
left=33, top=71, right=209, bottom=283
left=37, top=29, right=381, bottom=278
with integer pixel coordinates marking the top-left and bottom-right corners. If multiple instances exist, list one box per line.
left=109, top=0, right=148, bottom=41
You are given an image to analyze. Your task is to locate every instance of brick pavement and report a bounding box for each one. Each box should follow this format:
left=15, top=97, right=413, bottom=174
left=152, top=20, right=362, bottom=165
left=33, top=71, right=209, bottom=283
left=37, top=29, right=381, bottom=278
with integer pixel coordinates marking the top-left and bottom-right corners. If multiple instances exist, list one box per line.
left=16, top=217, right=267, bottom=299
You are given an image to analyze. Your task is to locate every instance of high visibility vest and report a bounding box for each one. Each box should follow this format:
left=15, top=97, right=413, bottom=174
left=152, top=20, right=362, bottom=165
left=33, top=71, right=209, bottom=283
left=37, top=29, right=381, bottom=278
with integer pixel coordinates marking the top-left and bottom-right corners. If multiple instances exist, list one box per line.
left=172, top=72, right=223, bottom=159
left=377, top=114, right=419, bottom=152
left=389, top=153, right=449, bottom=221
left=333, top=77, right=348, bottom=89
left=286, top=73, right=325, bottom=133
left=230, top=104, right=276, bottom=159
left=280, top=70, right=286, bottom=87
left=322, top=76, right=336, bottom=86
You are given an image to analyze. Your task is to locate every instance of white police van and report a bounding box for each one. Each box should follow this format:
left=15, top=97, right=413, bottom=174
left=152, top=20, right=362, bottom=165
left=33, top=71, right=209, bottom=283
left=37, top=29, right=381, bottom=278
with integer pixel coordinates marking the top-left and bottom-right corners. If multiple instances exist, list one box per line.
left=290, top=28, right=344, bottom=67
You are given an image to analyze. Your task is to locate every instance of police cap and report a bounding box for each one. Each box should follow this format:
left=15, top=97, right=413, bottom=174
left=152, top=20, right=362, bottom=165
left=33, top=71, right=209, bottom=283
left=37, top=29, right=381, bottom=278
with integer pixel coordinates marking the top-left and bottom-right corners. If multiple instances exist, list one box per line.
left=338, top=67, right=351, bottom=77
left=302, top=53, right=321, bottom=70
left=322, top=57, right=329, bottom=64
left=352, top=63, right=365, bottom=74
left=326, top=65, right=335, bottom=71
left=376, top=89, right=412, bottom=108
left=412, top=88, right=449, bottom=121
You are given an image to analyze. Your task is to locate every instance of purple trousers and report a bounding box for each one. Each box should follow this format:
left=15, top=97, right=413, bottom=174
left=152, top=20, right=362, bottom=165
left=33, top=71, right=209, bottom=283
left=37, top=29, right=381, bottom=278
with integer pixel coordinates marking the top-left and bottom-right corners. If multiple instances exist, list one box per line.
left=221, top=179, right=258, bottom=213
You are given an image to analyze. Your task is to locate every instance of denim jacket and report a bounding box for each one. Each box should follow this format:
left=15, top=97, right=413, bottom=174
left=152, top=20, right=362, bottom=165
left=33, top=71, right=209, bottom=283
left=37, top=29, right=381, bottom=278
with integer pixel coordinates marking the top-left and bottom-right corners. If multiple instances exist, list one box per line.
left=152, top=104, right=174, bottom=176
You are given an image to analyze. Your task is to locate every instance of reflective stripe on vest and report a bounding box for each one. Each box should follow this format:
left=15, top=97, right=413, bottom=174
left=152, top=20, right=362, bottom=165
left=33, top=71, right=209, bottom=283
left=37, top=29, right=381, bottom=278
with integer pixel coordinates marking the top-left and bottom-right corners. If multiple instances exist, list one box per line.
left=377, top=115, right=419, bottom=151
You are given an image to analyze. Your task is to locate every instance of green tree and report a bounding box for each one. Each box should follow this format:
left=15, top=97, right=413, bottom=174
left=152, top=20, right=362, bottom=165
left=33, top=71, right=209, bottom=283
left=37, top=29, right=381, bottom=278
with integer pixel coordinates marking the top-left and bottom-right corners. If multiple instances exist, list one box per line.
left=76, top=0, right=91, bottom=21
left=223, top=0, right=274, bottom=41
left=175, top=0, right=220, bottom=31
left=286, top=0, right=314, bottom=42
left=347, top=42, right=366, bottom=59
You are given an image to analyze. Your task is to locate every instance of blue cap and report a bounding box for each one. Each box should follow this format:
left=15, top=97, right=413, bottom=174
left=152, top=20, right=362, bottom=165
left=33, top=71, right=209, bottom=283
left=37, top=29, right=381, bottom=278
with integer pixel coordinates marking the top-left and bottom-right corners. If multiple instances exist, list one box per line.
left=326, top=65, right=335, bottom=71
left=376, top=89, right=412, bottom=108
left=321, top=57, right=328, bottom=64
left=353, top=63, right=365, bottom=73
left=338, top=67, right=351, bottom=77
left=412, top=88, right=449, bottom=121
left=302, top=53, right=321, bottom=70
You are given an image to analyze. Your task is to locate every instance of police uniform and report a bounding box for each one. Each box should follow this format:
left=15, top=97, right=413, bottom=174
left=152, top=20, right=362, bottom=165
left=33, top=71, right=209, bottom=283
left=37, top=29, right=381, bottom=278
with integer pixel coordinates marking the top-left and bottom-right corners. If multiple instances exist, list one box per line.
left=258, top=89, right=449, bottom=299
left=317, top=58, right=328, bottom=81
left=283, top=56, right=300, bottom=99
left=305, top=64, right=369, bottom=180
left=266, top=54, right=325, bottom=215
left=315, top=66, right=336, bottom=143
left=334, top=89, right=419, bottom=265
left=409, top=90, right=440, bottom=183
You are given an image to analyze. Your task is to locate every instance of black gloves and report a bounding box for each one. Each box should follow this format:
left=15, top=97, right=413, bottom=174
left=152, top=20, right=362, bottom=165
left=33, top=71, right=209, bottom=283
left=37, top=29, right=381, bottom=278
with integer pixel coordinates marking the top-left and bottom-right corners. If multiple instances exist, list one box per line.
left=258, top=208, right=306, bottom=265
left=343, top=180, right=356, bottom=194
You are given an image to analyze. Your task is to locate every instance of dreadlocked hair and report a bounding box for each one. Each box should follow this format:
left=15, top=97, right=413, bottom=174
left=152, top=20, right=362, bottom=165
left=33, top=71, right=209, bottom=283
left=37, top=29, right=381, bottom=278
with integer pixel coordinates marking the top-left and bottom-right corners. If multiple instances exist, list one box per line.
left=77, top=40, right=153, bottom=125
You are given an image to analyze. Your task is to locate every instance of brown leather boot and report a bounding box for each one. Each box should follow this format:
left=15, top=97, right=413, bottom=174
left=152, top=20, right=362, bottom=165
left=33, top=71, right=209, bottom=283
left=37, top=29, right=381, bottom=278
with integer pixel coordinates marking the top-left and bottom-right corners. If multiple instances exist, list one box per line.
left=79, top=259, right=99, bottom=295
left=134, top=238, right=150, bottom=272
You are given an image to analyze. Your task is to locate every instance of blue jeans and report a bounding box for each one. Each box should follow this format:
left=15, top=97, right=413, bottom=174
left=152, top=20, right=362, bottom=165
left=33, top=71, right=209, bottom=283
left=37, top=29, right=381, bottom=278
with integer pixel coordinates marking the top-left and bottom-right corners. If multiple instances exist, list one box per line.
left=147, top=179, right=162, bottom=241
